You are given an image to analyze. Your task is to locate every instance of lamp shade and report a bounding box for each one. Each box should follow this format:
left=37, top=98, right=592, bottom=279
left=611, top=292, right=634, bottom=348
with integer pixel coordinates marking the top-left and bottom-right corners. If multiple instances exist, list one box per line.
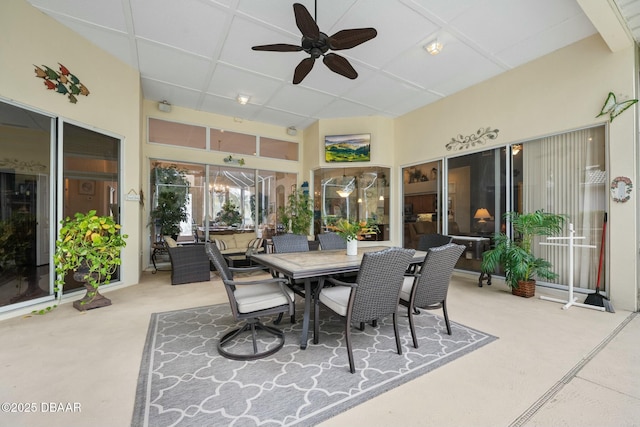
left=474, top=208, right=491, bottom=222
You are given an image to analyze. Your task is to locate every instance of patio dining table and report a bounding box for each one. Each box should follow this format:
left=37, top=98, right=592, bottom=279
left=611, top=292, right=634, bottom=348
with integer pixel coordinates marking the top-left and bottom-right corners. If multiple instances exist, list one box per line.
left=251, top=245, right=426, bottom=349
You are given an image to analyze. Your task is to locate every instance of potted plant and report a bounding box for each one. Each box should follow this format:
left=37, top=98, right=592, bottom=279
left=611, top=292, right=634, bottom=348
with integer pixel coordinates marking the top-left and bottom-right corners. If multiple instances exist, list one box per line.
left=41, top=210, right=128, bottom=313
left=481, top=210, right=566, bottom=297
left=333, top=218, right=379, bottom=255
left=216, top=200, right=242, bottom=226
left=278, top=189, right=313, bottom=235
left=150, top=165, right=190, bottom=239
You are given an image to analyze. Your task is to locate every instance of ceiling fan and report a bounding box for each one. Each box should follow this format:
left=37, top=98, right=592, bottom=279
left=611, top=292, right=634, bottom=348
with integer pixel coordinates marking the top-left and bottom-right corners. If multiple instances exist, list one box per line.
left=251, top=2, right=377, bottom=84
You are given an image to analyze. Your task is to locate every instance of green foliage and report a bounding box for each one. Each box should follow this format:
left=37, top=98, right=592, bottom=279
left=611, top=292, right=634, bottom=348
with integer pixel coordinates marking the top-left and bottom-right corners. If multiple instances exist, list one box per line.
left=279, top=189, right=313, bottom=235
left=217, top=201, right=242, bottom=226
left=0, top=213, right=35, bottom=278
left=38, top=210, right=127, bottom=314
left=332, top=218, right=379, bottom=241
left=150, top=165, right=190, bottom=237
left=481, top=210, right=566, bottom=288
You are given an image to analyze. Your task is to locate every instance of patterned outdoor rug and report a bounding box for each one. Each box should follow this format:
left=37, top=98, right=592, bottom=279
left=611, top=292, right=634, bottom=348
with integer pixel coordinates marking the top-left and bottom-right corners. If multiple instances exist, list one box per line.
left=132, top=302, right=497, bottom=427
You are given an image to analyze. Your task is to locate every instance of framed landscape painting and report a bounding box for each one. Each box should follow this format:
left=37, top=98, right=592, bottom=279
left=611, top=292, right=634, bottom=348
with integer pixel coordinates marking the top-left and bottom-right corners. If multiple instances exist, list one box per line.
left=325, top=133, right=371, bottom=162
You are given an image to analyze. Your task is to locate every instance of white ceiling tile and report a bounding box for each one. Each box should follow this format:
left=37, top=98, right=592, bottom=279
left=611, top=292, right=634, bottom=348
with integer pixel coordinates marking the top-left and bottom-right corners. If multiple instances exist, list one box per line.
left=344, top=74, right=422, bottom=111
left=268, top=85, right=336, bottom=116
left=137, top=40, right=212, bottom=91
left=24, top=0, right=615, bottom=129
left=407, top=0, right=479, bottom=22
left=28, top=0, right=127, bottom=31
left=141, top=78, right=201, bottom=110
left=496, top=13, right=596, bottom=68
left=220, top=16, right=302, bottom=79
left=131, top=0, right=229, bottom=58
left=46, top=15, right=136, bottom=69
left=335, top=0, right=440, bottom=68
left=315, top=99, right=379, bottom=119
left=207, top=65, right=283, bottom=105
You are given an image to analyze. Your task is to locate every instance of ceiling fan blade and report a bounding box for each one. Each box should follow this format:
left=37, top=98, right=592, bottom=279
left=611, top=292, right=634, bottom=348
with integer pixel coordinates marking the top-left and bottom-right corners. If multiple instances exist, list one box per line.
left=293, top=3, right=319, bottom=40
left=328, top=28, right=377, bottom=50
left=252, top=44, right=303, bottom=52
left=323, top=53, right=357, bottom=80
left=293, top=57, right=315, bottom=84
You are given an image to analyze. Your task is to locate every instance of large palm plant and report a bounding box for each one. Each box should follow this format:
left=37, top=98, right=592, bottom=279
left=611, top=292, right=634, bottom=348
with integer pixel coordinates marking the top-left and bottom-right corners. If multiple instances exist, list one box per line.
left=481, top=210, right=567, bottom=289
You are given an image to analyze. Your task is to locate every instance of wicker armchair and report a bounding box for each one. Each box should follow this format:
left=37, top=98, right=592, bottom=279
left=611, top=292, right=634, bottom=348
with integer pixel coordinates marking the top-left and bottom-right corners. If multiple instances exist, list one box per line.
left=317, top=232, right=346, bottom=250
left=400, top=243, right=465, bottom=347
left=205, top=242, right=295, bottom=360
left=166, top=244, right=211, bottom=285
left=313, top=247, right=415, bottom=373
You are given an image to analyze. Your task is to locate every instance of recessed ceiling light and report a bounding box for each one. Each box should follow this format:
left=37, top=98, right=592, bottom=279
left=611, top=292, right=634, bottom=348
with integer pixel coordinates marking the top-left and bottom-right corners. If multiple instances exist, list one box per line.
left=237, top=94, right=250, bottom=105
left=424, top=39, right=443, bottom=55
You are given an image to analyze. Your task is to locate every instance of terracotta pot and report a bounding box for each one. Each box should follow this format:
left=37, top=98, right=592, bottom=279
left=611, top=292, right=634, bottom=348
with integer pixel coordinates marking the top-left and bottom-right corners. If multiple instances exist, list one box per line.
left=512, top=279, right=535, bottom=298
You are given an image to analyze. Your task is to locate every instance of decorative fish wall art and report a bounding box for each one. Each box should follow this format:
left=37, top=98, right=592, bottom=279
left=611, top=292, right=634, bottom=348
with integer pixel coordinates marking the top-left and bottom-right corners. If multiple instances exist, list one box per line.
left=33, top=63, right=89, bottom=104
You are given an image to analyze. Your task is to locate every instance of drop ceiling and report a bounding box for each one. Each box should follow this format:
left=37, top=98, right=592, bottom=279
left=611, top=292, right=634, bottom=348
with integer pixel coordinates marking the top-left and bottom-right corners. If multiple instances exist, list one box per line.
left=24, top=0, right=636, bottom=130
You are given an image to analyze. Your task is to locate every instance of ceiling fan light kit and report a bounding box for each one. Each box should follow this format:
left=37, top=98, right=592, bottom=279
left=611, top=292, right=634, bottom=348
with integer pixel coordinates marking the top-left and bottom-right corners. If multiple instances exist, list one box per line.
left=252, top=2, right=377, bottom=84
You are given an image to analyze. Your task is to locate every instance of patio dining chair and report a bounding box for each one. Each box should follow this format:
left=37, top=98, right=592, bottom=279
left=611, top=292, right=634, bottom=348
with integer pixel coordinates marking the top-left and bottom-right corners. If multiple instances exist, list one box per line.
left=271, top=233, right=310, bottom=253
left=205, top=242, right=295, bottom=360
left=313, top=247, right=415, bottom=373
left=317, top=232, right=347, bottom=250
left=400, top=243, right=465, bottom=347
left=417, top=233, right=453, bottom=251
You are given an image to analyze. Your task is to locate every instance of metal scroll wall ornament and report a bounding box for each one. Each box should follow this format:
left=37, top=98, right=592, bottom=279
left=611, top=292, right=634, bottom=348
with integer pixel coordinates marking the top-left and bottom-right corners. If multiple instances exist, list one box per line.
left=33, top=63, right=90, bottom=104
left=446, top=127, right=499, bottom=151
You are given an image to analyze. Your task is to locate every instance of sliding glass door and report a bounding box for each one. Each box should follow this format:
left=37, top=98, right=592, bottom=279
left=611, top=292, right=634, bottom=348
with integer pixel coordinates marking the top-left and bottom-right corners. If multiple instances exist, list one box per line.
left=0, top=101, right=53, bottom=308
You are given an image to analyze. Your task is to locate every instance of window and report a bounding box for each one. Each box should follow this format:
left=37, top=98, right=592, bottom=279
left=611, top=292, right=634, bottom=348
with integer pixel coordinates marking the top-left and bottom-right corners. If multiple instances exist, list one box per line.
left=313, top=167, right=390, bottom=240
left=260, top=137, right=299, bottom=161
left=149, top=118, right=206, bottom=149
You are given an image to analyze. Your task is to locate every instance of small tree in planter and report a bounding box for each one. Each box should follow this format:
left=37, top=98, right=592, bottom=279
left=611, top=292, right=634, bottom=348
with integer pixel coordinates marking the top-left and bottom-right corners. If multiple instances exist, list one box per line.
left=481, top=210, right=566, bottom=297
left=150, top=165, right=190, bottom=238
left=38, top=210, right=128, bottom=313
left=278, top=189, right=313, bottom=235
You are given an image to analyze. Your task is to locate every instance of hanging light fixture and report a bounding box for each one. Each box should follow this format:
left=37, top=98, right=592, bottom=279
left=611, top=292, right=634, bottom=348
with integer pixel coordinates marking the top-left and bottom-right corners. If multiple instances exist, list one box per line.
left=336, top=170, right=354, bottom=198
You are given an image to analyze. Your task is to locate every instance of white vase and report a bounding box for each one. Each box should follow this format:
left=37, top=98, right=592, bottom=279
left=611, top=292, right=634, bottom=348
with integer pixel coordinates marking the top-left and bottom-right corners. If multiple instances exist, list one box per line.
left=346, top=238, right=358, bottom=256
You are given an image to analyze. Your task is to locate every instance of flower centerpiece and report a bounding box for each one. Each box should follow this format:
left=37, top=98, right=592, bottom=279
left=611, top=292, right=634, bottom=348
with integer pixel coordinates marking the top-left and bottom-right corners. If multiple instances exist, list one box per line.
left=333, top=218, right=379, bottom=255
left=333, top=218, right=379, bottom=241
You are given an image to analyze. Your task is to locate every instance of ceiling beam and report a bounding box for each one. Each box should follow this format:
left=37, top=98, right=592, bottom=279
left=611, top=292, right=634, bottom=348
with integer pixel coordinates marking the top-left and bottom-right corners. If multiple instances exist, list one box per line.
left=577, top=0, right=634, bottom=52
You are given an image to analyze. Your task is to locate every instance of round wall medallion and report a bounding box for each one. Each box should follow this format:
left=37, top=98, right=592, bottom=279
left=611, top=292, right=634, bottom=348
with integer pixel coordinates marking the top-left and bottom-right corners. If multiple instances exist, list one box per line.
left=610, top=176, right=632, bottom=203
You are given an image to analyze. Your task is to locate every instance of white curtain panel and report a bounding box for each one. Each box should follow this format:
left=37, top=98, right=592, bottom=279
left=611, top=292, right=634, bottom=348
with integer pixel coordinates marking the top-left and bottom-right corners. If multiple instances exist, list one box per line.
left=523, top=126, right=606, bottom=291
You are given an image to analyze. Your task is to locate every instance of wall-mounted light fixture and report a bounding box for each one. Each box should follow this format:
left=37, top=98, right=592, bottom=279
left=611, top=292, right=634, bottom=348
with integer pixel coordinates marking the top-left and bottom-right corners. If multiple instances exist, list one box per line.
left=158, top=100, right=172, bottom=112
left=236, top=94, right=250, bottom=105
left=424, top=39, right=443, bottom=55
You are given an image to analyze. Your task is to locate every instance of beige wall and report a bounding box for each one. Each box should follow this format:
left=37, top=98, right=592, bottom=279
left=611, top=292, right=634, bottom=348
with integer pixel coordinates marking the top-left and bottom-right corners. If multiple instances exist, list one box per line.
left=1, top=0, right=142, bottom=293
left=395, top=35, right=638, bottom=311
left=2, top=0, right=637, bottom=312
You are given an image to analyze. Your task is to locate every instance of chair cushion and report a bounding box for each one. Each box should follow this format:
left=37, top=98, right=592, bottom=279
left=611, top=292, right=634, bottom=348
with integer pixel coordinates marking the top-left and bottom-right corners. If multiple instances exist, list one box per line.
left=214, top=238, right=228, bottom=251
left=319, top=286, right=351, bottom=317
left=164, top=236, right=178, bottom=248
left=234, top=283, right=294, bottom=313
left=400, top=276, right=415, bottom=302
left=248, top=237, right=264, bottom=250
